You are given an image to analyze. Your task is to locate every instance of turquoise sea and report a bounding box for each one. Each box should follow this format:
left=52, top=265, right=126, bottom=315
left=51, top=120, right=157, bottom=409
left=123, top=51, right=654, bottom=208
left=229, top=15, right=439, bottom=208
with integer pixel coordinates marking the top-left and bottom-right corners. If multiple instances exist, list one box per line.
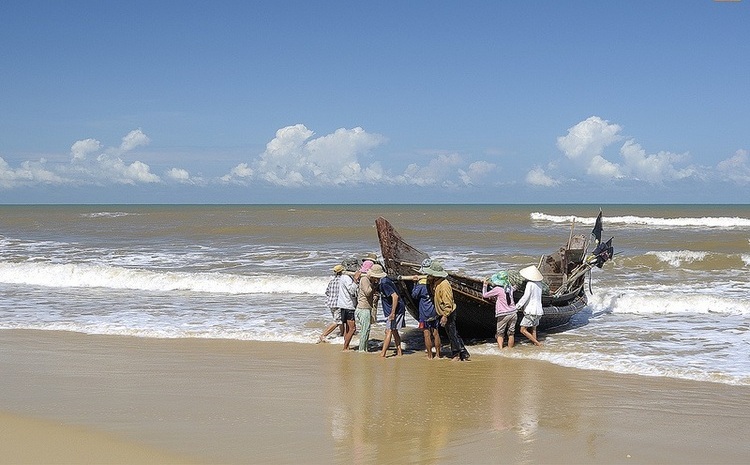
left=1, top=204, right=748, bottom=385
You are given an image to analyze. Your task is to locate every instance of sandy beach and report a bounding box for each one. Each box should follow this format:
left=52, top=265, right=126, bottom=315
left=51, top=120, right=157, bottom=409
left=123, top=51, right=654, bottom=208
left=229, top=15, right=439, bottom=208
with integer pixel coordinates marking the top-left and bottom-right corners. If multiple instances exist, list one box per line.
left=1, top=328, right=748, bottom=464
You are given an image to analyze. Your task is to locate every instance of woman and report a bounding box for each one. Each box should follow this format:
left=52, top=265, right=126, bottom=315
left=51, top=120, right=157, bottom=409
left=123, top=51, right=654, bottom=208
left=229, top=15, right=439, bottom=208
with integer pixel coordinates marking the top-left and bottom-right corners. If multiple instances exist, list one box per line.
left=354, top=260, right=378, bottom=352
left=515, top=265, right=544, bottom=346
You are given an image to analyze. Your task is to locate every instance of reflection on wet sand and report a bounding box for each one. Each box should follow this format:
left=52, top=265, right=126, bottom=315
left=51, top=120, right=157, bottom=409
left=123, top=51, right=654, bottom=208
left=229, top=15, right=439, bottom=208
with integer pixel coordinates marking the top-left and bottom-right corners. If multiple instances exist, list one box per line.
left=325, top=329, right=552, bottom=464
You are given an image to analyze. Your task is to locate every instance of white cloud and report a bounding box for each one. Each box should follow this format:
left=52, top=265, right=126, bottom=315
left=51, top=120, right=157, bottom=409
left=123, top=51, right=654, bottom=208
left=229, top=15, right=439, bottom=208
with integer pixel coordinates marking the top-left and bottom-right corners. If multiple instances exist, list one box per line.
left=619, top=140, right=694, bottom=183
left=70, top=138, right=102, bottom=161
left=587, top=155, right=622, bottom=178
left=552, top=116, right=699, bottom=185
left=222, top=126, right=497, bottom=189
left=166, top=168, right=194, bottom=184
left=249, top=124, right=387, bottom=187
left=220, top=163, right=254, bottom=184
left=557, top=116, right=622, bottom=162
left=399, top=153, right=464, bottom=187
left=716, top=149, right=750, bottom=184
left=525, top=167, right=560, bottom=187
left=118, top=129, right=151, bottom=153
left=0, top=157, right=66, bottom=188
left=91, top=157, right=160, bottom=185
left=459, top=161, right=496, bottom=186
left=65, top=129, right=159, bottom=185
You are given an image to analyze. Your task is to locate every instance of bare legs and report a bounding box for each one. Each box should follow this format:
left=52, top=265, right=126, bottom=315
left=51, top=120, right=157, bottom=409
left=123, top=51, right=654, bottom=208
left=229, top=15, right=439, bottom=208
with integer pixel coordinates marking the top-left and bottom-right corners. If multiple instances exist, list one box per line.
left=423, top=329, right=434, bottom=359
left=318, top=321, right=342, bottom=343
left=423, top=327, right=441, bottom=359
left=520, top=325, right=542, bottom=346
left=342, top=319, right=356, bottom=351
left=380, top=329, right=402, bottom=357
left=432, top=329, right=441, bottom=358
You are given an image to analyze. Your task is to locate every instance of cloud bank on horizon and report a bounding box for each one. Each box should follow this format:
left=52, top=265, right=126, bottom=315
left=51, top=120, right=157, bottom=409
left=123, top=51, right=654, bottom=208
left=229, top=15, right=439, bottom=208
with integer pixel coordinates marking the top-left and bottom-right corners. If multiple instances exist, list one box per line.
left=1, top=116, right=748, bottom=195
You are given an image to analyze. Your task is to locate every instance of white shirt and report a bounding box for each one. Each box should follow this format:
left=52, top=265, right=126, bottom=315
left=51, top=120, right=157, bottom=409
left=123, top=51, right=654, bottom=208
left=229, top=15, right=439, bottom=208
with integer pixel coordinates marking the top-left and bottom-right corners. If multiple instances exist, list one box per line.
left=335, top=274, right=357, bottom=310
left=515, top=281, right=544, bottom=316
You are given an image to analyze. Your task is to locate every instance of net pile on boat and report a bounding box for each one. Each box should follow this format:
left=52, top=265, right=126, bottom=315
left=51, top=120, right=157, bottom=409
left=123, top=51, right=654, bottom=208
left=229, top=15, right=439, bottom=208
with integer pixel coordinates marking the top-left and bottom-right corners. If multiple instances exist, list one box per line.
left=504, top=270, right=552, bottom=296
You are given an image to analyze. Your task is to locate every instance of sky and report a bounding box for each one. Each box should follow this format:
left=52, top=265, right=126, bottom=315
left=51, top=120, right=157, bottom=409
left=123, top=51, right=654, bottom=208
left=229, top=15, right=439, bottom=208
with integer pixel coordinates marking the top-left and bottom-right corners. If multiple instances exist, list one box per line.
left=1, top=0, right=748, bottom=204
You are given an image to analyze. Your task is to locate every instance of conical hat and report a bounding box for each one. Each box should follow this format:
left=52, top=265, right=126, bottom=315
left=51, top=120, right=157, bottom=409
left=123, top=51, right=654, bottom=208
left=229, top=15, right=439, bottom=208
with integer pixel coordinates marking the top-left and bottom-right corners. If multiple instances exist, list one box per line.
left=519, top=265, right=543, bottom=282
left=366, top=264, right=387, bottom=279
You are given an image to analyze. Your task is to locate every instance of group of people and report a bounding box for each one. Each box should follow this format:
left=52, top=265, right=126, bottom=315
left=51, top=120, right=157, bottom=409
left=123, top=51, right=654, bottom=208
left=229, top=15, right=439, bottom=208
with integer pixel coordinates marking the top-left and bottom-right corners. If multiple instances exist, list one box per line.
left=319, top=255, right=545, bottom=358
left=482, top=265, right=545, bottom=349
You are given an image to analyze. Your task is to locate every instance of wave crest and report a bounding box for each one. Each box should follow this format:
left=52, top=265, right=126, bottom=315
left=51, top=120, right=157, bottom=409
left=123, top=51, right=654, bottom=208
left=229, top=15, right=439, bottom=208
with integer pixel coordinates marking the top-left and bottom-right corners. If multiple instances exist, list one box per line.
left=0, top=262, right=327, bottom=295
left=531, top=212, right=750, bottom=229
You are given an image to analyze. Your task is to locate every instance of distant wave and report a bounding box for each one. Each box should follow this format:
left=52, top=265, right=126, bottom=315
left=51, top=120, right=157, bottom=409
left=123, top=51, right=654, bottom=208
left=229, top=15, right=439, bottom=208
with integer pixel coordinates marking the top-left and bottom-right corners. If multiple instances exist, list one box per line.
left=80, top=212, right=136, bottom=218
left=0, top=262, right=327, bottom=295
left=531, top=212, right=750, bottom=228
left=619, top=250, right=748, bottom=270
left=645, top=250, right=708, bottom=267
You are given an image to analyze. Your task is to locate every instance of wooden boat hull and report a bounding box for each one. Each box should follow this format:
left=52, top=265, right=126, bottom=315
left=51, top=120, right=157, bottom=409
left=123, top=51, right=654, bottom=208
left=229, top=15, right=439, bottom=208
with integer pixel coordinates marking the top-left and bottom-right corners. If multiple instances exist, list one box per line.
left=375, top=216, right=589, bottom=339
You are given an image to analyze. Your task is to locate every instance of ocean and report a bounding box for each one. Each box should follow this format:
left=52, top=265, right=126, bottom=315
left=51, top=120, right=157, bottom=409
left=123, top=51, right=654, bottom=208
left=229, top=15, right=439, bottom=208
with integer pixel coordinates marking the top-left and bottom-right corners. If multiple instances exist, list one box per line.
left=1, top=204, right=748, bottom=386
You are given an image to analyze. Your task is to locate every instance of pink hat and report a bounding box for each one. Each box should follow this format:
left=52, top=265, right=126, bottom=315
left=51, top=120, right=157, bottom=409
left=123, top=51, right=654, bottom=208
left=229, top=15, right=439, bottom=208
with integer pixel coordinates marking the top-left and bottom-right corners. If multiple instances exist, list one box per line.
left=359, top=260, right=374, bottom=273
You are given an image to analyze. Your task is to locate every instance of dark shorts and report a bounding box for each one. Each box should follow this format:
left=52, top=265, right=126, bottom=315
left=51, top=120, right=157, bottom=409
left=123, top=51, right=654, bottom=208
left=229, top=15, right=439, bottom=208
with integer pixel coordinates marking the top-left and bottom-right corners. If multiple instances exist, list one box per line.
left=341, top=308, right=356, bottom=322
left=387, top=312, right=405, bottom=330
left=419, top=319, right=439, bottom=330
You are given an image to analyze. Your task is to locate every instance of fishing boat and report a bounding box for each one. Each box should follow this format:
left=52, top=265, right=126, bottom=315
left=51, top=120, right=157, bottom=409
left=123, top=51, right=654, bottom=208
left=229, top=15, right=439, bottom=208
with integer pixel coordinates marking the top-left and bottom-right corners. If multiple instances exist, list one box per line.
left=374, top=213, right=613, bottom=339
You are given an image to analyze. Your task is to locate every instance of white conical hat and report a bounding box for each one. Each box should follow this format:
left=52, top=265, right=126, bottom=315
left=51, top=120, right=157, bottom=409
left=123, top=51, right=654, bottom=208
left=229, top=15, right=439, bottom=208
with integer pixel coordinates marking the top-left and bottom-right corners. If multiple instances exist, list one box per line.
left=519, top=265, right=544, bottom=282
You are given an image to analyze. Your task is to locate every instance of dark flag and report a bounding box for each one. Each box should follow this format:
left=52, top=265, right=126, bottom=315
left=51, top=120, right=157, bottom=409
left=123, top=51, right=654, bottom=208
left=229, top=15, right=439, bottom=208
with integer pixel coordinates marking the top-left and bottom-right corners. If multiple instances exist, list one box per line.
left=593, top=237, right=614, bottom=268
left=591, top=209, right=603, bottom=244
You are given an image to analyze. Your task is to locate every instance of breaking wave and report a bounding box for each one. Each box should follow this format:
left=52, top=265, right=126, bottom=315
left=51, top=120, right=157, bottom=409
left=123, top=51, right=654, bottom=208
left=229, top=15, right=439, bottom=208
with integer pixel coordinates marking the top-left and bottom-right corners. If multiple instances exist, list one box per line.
left=645, top=250, right=708, bottom=267
left=588, top=289, right=750, bottom=316
left=0, top=262, right=327, bottom=295
left=531, top=212, right=750, bottom=229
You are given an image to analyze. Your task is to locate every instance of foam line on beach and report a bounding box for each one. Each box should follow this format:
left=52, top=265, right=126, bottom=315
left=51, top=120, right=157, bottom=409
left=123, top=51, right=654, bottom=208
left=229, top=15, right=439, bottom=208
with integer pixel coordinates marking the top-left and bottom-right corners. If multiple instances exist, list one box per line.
left=478, top=347, right=750, bottom=386
left=0, top=262, right=328, bottom=295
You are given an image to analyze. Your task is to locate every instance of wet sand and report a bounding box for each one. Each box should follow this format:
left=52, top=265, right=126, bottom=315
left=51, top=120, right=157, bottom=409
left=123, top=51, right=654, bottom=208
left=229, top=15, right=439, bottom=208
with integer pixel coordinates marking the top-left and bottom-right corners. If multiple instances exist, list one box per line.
left=1, top=329, right=748, bottom=464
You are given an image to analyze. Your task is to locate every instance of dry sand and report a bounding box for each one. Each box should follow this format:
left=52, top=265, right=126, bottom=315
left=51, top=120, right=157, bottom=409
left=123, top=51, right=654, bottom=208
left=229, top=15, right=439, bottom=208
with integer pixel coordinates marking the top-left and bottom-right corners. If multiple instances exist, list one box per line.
left=1, top=328, right=748, bottom=464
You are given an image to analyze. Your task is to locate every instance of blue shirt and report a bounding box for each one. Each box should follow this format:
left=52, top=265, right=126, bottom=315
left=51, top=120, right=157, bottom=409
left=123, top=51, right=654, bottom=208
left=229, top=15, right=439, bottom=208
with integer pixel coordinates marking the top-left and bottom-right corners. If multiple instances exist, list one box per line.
left=411, top=282, right=437, bottom=322
left=379, top=276, right=406, bottom=317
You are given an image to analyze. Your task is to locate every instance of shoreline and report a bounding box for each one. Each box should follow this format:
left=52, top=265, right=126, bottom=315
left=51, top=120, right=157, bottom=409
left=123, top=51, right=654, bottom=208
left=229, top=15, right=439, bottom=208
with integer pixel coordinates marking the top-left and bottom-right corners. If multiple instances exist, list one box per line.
left=1, top=329, right=749, bottom=464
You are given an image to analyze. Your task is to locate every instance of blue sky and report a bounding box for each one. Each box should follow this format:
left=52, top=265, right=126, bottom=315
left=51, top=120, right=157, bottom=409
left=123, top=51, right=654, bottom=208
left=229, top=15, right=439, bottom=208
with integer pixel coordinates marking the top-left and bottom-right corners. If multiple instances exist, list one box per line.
left=1, top=0, right=748, bottom=204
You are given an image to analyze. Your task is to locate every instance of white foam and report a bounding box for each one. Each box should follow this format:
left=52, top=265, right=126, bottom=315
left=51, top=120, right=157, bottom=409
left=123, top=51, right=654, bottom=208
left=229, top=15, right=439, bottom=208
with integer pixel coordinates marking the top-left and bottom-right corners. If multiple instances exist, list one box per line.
left=0, top=262, right=328, bottom=295
left=471, top=341, right=750, bottom=386
left=588, top=289, right=750, bottom=315
left=531, top=212, right=750, bottom=229
left=645, top=250, right=708, bottom=266
left=81, top=212, right=137, bottom=218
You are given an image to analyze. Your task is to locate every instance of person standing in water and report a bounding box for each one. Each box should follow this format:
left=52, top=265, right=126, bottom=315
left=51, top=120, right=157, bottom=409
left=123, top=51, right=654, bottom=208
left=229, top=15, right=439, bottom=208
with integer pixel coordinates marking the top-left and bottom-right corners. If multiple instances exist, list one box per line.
left=411, top=261, right=441, bottom=359
left=423, top=260, right=470, bottom=361
left=354, top=260, right=378, bottom=352
left=319, top=264, right=347, bottom=343
left=482, top=271, right=517, bottom=350
left=516, top=265, right=545, bottom=347
left=339, top=265, right=359, bottom=351
left=367, top=264, right=405, bottom=357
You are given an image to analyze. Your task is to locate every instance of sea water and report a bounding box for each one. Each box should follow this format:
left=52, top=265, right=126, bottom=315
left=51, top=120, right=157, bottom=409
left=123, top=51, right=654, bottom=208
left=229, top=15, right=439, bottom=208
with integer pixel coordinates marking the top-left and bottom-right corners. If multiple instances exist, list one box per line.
left=1, top=204, right=748, bottom=385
